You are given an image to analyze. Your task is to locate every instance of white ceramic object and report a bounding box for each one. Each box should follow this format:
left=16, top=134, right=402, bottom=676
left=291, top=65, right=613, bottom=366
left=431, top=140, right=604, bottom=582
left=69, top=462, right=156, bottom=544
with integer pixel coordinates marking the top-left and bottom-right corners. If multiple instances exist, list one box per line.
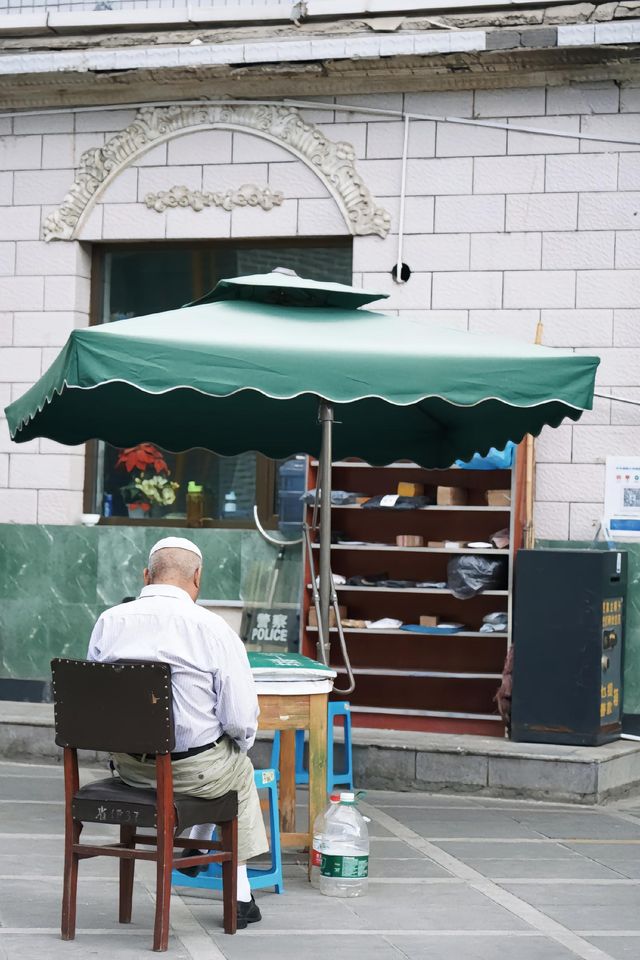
left=80, top=513, right=101, bottom=526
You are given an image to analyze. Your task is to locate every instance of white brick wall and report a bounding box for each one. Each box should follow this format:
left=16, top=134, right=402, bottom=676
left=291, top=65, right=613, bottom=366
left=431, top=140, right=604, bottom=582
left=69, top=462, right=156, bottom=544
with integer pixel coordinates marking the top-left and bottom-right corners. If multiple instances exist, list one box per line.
left=536, top=463, right=605, bottom=502
left=474, top=87, right=546, bottom=118
left=37, top=489, right=84, bottom=525
left=577, top=271, right=640, bottom=309
left=503, top=271, right=575, bottom=309
left=13, top=170, right=75, bottom=206
left=546, top=82, right=619, bottom=116
left=540, top=309, right=613, bottom=347
left=473, top=155, right=545, bottom=194
left=619, top=154, right=640, bottom=190
left=470, top=233, right=541, bottom=271
left=614, top=310, right=640, bottom=346
left=435, top=195, right=505, bottom=233
left=0, top=84, right=639, bottom=539
left=534, top=501, right=570, bottom=540
left=507, top=116, right=580, bottom=154
left=436, top=121, right=507, bottom=158
left=0, top=489, right=38, bottom=524
left=406, top=157, right=473, bottom=195
left=506, top=194, right=578, bottom=232
left=432, top=272, right=502, bottom=310
left=569, top=502, right=603, bottom=540
left=579, top=193, right=640, bottom=231
left=536, top=424, right=573, bottom=463
left=0, top=313, right=12, bottom=345
left=545, top=154, right=618, bottom=193
left=616, top=231, right=640, bottom=269
left=542, top=232, right=614, bottom=270
left=366, top=120, right=435, bottom=160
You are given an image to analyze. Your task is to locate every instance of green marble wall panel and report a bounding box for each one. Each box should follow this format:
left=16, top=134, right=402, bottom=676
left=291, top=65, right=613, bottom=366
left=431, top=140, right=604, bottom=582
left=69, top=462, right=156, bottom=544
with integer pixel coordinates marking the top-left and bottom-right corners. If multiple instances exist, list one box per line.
left=93, top=527, right=244, bottom=605
left=240, top=530, right=302, bottom=607
left=0, top=525, right=99, bottom=604
left=538, top=540, right=640, bottom=716
left=0, top=524, right=302, bottom=682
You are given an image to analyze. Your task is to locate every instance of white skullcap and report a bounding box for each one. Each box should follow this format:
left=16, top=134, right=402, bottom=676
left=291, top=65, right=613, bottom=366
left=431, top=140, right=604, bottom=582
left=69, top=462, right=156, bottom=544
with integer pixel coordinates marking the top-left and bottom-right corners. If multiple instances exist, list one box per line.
left=149, top=536, right=203, bottom=562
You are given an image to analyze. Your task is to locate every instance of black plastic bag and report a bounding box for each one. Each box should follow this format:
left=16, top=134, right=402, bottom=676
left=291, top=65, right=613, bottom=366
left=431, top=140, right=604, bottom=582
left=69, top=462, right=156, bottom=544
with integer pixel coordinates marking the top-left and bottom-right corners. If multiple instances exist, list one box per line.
left=447, top=555, right=508, bottom=599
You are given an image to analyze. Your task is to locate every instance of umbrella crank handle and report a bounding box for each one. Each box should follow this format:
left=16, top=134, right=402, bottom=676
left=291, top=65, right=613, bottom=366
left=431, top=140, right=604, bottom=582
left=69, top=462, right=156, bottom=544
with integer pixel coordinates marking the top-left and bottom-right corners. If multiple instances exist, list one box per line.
left=329, top=579, right=356, bottom=696
left=253, top=505, right=303, bottom=547
left=304, top=524, right=328, bottom=665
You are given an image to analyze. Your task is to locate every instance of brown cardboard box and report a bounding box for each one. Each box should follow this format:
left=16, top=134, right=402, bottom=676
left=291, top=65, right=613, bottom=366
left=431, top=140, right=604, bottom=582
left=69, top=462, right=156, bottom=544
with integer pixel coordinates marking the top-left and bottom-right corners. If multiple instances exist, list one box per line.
left=396, top=534, right=424, bottom=547
left=308, top=605, right=346, bottom=628
left=420, top=615, right=440, bottom=627
left=397, top=481, right=424, bottom=497
left=427, top=540, right=446, bottom=548
left=437, top=485, right=468, bottom=505
left=485, top=489, right=511, bottom=507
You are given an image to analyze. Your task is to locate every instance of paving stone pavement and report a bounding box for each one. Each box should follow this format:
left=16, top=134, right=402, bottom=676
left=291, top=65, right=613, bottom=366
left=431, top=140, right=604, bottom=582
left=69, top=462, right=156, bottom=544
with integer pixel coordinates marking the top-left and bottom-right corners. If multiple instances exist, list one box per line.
left=3, top=761, right=640, bottom=959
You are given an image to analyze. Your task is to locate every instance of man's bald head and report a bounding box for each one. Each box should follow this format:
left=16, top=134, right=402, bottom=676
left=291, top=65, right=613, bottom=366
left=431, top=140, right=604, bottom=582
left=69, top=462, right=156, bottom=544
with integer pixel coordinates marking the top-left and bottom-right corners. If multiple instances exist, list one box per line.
left=148, top=546, right=201, bottom=582
left=144, top=547, right=202, bottom=600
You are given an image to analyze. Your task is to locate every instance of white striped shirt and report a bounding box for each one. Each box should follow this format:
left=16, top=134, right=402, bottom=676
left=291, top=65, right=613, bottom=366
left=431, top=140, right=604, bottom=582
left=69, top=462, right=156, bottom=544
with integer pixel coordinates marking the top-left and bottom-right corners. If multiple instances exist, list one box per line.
left=87, top=584, right=259, bottom=752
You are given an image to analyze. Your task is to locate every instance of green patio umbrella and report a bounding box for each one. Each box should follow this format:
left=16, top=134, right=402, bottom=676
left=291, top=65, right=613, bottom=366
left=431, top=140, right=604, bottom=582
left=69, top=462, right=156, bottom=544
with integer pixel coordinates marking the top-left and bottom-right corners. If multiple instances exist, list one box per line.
left=5, top=269, right=599, bottom=685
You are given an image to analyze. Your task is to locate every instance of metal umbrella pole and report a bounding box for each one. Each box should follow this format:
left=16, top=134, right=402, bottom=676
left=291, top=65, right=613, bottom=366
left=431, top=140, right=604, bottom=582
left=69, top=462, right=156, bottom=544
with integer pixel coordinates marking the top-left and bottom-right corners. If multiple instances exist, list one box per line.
left=315, top=401, right=355, bottom=695
left=318, top=401, right=334, bottom=662
left=255, top=399, right=355, bottom=694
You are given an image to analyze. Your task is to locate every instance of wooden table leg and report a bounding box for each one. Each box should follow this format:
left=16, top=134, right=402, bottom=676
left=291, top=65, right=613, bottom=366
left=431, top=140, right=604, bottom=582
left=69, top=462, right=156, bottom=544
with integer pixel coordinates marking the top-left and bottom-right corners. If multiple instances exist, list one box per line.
left=279, top=729, right=297, bottom=836
left=308, top=694, right=328, bottom=878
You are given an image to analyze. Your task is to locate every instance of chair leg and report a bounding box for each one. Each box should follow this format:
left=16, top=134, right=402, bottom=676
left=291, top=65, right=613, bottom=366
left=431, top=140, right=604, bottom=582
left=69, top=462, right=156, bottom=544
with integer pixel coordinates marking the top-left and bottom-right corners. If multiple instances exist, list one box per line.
left=153, top=836, right=173, bottom=951
left=119, top=824, right=136, bottom=924
left=61, top=820, right=82, bottom=941
left=153, top=755, right=174, bottom=952
left=220, top=819, right=238, bottom=935
left=61, top=747, right=81, bottom=942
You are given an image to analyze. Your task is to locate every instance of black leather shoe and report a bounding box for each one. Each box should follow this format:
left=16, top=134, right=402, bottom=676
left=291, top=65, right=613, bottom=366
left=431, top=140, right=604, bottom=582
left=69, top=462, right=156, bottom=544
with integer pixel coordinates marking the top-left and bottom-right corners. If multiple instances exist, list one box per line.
left=176, top=848, right=205, bottom=878
left=237, top=895, right=262, bottom=929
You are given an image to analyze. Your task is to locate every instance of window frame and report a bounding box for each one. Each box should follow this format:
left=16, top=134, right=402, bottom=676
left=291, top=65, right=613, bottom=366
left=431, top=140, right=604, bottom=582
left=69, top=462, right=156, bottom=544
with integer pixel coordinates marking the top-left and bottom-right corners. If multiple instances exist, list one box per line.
left=83, top=238, right=351, bottom=528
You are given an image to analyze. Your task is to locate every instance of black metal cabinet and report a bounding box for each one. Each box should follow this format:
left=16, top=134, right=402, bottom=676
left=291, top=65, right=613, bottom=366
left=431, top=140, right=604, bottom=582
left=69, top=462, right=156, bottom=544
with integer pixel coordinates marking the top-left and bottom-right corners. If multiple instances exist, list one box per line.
left=512, top=549, right=626, bottom=746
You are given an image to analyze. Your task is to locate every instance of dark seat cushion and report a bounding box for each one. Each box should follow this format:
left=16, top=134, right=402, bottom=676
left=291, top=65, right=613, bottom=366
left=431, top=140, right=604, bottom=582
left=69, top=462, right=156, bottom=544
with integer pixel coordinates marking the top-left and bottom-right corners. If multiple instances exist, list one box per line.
left=72, top=778, right=238, bottom=833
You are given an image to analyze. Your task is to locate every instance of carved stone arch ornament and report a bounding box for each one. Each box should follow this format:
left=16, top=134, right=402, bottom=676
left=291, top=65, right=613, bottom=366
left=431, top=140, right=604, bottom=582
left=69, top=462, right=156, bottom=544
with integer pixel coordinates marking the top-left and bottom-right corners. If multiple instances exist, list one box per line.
left=42, top=103, right=391, bottom=242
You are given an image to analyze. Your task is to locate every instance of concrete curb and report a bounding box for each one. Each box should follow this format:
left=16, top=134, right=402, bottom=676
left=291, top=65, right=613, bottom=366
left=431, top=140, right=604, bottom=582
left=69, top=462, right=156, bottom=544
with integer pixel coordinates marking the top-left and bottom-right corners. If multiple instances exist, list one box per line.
left=3, top=701, right=640, bottom=804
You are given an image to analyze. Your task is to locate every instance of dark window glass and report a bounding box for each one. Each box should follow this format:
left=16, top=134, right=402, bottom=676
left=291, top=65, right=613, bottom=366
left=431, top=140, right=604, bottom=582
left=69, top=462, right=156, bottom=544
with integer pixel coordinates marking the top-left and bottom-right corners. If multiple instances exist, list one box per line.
left=92, top=240, right=352, bottom=524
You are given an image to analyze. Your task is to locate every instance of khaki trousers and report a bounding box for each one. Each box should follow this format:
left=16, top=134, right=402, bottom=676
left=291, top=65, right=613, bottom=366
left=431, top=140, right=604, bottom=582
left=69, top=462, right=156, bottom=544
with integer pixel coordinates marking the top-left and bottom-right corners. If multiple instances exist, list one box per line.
left=113, top=737, right=269, bottom=863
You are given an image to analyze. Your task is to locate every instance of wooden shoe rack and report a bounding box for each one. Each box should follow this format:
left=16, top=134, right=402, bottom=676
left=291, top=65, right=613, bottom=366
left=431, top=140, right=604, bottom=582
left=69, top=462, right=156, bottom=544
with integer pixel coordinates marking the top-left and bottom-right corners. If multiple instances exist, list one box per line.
left=301, top=459, right=516, bottom=737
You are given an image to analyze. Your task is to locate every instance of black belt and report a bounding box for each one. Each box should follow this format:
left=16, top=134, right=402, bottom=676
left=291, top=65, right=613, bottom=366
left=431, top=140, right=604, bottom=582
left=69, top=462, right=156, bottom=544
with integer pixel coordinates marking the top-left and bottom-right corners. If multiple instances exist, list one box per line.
left=128, top=735, right=224, bottom=763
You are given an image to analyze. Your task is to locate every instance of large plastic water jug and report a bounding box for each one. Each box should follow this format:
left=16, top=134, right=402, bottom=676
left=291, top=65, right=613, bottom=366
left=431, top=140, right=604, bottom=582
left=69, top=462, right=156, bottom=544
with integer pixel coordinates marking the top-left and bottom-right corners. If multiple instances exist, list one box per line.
left=319, top=791, right=369, bottom=898
left=310, top=793, right=340, bottom=889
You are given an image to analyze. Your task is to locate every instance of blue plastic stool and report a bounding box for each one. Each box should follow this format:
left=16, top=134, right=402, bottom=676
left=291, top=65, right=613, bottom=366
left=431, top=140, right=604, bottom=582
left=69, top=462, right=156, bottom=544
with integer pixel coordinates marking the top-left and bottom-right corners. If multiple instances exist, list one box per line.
left=171, top=768, right=284, bottom=894
left=270, top=730, right=308, bottom=784
left=270, top=701, right=354, bottom=791
left=327, top=701, right=354, bottom=791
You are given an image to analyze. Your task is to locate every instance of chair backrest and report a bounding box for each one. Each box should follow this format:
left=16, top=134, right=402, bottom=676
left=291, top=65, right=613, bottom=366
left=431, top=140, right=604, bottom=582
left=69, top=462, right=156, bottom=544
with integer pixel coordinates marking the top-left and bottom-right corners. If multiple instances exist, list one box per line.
left=51, top=658, right=175, bottom=755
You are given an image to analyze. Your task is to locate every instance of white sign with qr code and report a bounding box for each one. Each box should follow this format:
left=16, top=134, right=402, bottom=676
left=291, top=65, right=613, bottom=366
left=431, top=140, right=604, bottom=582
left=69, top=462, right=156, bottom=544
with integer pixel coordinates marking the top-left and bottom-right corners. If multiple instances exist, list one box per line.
left=604, top=456, right=640, bottom=537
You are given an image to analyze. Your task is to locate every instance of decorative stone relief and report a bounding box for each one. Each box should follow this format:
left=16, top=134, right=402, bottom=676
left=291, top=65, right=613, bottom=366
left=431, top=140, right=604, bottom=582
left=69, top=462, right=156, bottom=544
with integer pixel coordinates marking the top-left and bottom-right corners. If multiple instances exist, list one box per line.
left=143, top=183, right=284, bottom=214
left=42, top=103, right=391, bottom=242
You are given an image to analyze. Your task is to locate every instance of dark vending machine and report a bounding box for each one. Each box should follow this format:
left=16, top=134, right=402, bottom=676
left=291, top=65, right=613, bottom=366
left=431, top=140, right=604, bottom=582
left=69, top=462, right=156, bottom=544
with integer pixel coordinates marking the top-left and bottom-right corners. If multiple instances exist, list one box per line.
left=512, top=549, right=626, bottom=746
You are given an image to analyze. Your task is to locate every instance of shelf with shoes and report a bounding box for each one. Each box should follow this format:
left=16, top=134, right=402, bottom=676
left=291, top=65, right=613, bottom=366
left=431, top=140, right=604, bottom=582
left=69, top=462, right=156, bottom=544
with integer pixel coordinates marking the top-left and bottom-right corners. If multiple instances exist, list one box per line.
left=300, top=457, right=516, bottom=737
left=332, top=504, right=509, bottom=512
left=307, top=627, right=508, bottom=638
left=312, top=544, right=510, bottom=555
left=307, top=584, right=509, bottom=596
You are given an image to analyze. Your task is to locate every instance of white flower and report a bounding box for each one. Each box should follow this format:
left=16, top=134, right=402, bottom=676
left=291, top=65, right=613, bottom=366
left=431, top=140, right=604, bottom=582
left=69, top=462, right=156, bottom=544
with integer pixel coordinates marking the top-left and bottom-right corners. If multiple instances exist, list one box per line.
left=133, top=473, right=179, bottom=505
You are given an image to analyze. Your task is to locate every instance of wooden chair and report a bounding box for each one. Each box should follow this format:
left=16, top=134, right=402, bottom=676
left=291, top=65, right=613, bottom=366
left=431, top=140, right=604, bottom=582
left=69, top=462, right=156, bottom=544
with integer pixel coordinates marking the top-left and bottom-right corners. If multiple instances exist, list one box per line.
left=51, top=657, right=238, bottom=951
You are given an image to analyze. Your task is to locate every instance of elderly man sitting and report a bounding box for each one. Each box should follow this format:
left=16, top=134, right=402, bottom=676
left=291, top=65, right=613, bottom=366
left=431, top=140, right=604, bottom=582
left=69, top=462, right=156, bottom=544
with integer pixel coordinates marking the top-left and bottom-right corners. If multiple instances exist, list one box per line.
left=87, top=536, right=268, bottom=927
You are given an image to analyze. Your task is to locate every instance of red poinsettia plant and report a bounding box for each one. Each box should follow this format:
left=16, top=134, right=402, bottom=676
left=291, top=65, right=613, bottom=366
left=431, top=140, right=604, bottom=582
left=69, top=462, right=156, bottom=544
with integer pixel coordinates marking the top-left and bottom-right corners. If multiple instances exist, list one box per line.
left=116, top=443, right=170, bottom=475
left=116, top=443, right=179, bottom=508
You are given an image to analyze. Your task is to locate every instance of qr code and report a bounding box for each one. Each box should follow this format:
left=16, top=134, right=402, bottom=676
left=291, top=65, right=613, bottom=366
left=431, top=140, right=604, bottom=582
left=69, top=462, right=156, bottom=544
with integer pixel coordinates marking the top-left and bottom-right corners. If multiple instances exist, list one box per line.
left=624, top=487, right=640, bottom=507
